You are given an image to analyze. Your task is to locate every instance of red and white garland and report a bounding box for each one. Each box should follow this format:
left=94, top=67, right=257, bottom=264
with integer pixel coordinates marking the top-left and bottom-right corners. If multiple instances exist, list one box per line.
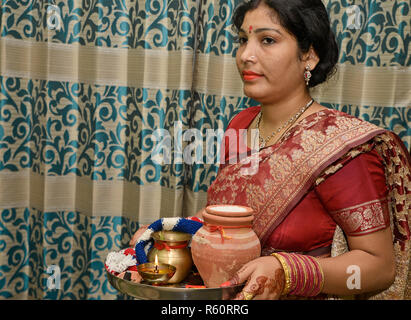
left=105, top=248, right=137, bottom=276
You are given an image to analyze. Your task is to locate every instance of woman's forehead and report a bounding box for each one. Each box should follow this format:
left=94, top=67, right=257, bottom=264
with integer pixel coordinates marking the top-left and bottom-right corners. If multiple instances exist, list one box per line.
left=241, top=4, right=282, bottom=29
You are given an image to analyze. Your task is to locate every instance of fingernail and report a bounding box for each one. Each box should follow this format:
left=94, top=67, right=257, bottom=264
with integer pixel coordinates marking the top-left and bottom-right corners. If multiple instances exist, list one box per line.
left=220, top=280, right=231, bottom=288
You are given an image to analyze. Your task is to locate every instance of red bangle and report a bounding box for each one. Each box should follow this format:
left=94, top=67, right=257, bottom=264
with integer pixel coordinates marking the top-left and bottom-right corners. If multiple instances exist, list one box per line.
left=271, top=252, right=324, bottom=297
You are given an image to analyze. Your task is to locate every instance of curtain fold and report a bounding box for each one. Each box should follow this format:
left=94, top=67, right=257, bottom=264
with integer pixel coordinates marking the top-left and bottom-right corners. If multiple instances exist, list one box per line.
left=0, top=0, right=199, bottom=299
left=0, top=0, right=409, bottom=299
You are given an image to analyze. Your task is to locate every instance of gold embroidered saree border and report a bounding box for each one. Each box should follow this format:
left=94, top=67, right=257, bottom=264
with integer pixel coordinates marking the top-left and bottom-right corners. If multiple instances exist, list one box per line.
left=329, top=198, right=390, bottom=236
left=208, top=109, right=411, bottom=299
left=207, top=109, right=386, bottom=244
left=329, top=131, right=411, bottom=299
left=253, top=111, right=386, bottom=244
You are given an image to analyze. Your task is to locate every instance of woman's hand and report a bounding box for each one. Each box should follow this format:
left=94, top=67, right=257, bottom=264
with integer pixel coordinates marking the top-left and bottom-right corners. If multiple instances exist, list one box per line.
left=129, top=224, right=149, bottom=248
left=221, top=256, right=285, bottom=300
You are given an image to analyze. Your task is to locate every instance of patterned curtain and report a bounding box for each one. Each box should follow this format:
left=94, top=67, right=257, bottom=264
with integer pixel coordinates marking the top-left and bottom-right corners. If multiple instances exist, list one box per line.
left=313, top=0, right=410, bottom=151
left=0, top=0, right=409, bottom=299
left=0, top=0, right=200, bottom=300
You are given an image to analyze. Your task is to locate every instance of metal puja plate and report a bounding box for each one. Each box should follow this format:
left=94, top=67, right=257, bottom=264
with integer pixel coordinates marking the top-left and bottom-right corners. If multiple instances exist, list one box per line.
left=107, top=271, right=244, bottom=300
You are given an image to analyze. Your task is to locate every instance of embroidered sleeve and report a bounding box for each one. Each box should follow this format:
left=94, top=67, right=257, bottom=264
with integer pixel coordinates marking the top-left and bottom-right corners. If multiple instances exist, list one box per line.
left=315, top=149, right=390, bottom=237
left=328, top=198, right=390, bottom=236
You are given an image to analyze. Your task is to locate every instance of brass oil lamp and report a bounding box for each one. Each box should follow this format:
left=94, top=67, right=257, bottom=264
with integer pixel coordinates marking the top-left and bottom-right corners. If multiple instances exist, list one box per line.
left=137, top=254, right=176, bottom=285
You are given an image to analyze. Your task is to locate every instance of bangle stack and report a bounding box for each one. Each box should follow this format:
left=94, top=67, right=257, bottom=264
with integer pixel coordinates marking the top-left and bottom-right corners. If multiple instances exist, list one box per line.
left=271, top=252, right=324, bottom=297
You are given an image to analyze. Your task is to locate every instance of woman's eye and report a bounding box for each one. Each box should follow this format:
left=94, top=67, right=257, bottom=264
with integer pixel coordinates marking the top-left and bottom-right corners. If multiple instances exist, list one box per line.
left=262, top=37, right=275, bottom=45
left=237, top=36, right=248, bottom=45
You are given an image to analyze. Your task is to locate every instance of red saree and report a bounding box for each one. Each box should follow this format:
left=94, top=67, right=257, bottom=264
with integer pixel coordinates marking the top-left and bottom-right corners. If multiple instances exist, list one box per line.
left=207, top=107, right=411, bottom=299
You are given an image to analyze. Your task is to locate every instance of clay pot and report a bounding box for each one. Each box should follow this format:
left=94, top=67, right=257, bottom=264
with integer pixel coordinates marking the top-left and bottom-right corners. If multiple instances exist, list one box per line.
left=191, top=204, right=261, bottom=288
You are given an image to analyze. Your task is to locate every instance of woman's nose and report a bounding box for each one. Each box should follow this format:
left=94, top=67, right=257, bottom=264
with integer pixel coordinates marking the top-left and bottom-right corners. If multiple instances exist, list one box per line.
left=240, top=42, right=257, bottom=63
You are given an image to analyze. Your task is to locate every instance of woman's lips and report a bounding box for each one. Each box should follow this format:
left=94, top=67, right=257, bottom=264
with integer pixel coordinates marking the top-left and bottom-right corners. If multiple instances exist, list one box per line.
left=242, top=70, right=263, bottom=81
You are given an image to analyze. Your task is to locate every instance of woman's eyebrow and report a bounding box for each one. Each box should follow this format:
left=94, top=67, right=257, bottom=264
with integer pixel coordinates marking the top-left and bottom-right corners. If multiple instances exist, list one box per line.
left=239, top=27, right=283, bottom=35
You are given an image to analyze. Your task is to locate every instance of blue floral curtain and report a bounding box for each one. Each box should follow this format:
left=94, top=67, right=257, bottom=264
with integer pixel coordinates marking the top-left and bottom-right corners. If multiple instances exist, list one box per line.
left=0, top=0, right=200, bottom=299
left=0, top=0, right=409, bottom=299
left=314, top=0, right=410, bottom=150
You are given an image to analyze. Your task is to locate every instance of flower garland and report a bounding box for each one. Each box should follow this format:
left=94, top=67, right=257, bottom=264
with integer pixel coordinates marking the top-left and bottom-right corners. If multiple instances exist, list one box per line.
left=105, top=217, right=203, bottom=276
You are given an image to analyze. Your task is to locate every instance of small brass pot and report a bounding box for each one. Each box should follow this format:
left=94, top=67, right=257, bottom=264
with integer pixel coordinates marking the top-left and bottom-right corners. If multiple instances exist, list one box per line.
left=147, top=230, right=193, bottom=284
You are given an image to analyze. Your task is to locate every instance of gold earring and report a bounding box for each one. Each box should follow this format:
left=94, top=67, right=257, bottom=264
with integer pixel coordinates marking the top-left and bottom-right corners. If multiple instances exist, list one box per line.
left=304, top=65, right=312, bottom=86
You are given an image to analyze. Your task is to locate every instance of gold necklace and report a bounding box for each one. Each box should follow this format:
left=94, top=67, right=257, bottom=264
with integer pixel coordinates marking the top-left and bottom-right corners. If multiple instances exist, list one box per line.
left=255, top=99, right=314, bottom=149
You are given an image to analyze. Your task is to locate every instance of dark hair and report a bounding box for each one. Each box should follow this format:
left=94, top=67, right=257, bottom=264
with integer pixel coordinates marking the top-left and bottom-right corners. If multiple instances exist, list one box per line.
left=233, top=0, right=339, bottom=88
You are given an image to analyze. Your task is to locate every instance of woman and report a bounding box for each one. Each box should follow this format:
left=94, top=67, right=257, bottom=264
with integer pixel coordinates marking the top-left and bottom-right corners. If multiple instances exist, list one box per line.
left=131, top=0, right=410, bottom=300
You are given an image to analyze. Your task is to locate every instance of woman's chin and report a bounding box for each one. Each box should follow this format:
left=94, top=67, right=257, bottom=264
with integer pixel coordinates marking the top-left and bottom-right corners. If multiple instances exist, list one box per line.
left=242, top=88, right=265, bottom=102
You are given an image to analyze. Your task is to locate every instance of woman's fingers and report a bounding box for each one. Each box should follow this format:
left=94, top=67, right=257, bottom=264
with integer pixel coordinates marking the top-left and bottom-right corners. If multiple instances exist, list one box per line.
left=233, top=275, right=262, bottom=300
left=225, top=257, right=285, bottom=300
left=222, top=264, right=261, bottom=300
left=220, top=263, right=253, bottom=288
left=129, top=225, right=149, bottom=247
left=245, top=269, right=285, bottom=300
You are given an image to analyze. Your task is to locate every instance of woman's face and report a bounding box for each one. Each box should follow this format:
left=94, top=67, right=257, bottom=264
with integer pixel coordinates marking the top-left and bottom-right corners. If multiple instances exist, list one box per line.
left=235, top=3, right=309, bottom=104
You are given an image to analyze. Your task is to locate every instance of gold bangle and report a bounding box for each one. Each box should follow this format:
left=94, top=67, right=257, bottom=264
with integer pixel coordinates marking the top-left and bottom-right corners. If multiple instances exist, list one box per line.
left=299, top=255, right=309, bottom=295
left=286, top=253, right=299, bottom=294
left=271, top=253, right=292, bottom=295
left=305, top=258, right=316, bottom=296
left=302, top=255, right=324, bottom=296
left=313, top=256, right=325, bottom=295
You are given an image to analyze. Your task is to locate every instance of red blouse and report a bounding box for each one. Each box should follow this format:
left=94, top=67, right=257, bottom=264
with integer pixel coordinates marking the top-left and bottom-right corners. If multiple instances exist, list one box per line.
left=220, top=106, right=390, bottom=255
